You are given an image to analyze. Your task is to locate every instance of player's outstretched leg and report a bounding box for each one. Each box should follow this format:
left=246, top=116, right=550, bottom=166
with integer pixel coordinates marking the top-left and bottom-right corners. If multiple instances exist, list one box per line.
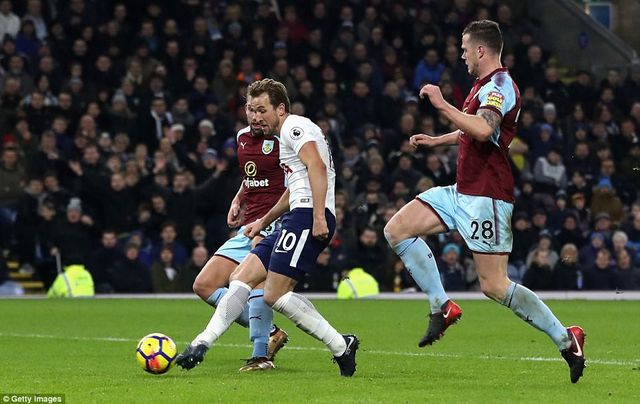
left=239, top=289, right=276, bottom=371
left=271, top=291, right=359, bottom=377
left=176, top=280, right=252, bottom=370
left=500, top=281, right=586, bottom=383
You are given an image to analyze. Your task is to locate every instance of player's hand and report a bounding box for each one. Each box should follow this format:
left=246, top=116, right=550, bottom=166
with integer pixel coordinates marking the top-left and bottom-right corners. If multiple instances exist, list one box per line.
left=244, top=218, right=265, bottom=238
left=410, top=134, right=437, bottom=149
left=419, top=84, right=446, bottom=110
left=227, top=202, right=243, bottom=227
left=312, top=216, right=329, bottom=240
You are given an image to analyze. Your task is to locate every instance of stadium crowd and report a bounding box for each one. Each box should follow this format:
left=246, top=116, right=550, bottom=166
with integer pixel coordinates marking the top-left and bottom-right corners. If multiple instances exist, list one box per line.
left=0, top=0, right=639, bottom=294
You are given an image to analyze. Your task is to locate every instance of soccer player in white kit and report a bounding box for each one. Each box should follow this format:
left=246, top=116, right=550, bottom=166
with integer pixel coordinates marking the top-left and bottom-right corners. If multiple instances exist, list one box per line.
left=177, top=79, right=359, bottom=377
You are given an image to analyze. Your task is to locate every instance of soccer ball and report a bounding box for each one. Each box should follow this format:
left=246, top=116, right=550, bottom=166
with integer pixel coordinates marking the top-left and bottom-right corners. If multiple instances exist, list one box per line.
left=135, top=333, right=177, bottom=374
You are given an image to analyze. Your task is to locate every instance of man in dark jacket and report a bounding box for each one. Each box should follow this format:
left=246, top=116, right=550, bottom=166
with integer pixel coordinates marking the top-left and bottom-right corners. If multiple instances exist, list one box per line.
left=110, top=242, right=152, bottom=293
left=350, top=226, right=388, bottom=289
left=584, top=248, right=616, bottom=290
left=523, top=249, right=555, bottom=291
left=50, top=198, right=96, bottom=266
left=86, top=229, right=122, bottom=293
left=553, top=244, right=584, bottom=290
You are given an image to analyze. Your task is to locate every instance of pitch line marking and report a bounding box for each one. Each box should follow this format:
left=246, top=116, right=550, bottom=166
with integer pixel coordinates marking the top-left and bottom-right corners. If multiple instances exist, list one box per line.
left=1, top=332, right=638, bottom=367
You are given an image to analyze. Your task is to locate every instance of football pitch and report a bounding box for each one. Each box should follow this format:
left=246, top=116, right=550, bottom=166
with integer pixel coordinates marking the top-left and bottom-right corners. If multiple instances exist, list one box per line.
left=1, top=298, right=639, bottom=403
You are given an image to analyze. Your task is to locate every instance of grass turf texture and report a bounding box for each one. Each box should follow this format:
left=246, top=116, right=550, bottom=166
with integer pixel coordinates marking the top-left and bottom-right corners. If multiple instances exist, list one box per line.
left=1, top=299, right=639, bottom=403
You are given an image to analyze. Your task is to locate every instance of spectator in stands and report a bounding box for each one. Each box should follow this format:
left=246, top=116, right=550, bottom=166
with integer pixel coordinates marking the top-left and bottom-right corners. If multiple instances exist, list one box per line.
left=514, top=44, right=545, bottom=90
left=529, top=123, right=560, bottom=163
left=584, top=248, right=615, bottom=290
left=13, top=177, right=45, bottom=264
left=182, top=245, right=207, bottom=293
left=139, top=193, right=168, bottom=240
left=110, top=242, right=152, bottom=293
left=568, top=71, right=598, bottom=115
left=611, top=230, right=630, bottom=256
left=391, top=153, right=422, bottom=191
left=533, top=147, right=567, bottom=195
left=298, top=248, right=340, bottom=292
left=86, top=229, right=121, bottom=293
left=412, top=48, right=445, bottom=90
left=150, top=221, right=187, bottom=268
left=540, top=67, right=570, bottom=116
left=553, top=211, right=585, bottom=250
left=0, top=146, right=23, bottom=248
left=350, top=226, right=388, bottom=289
left=49, top=197, right=96, bottom=266
left=613, top=248, right=639, bottom=290
left=553, top=243, right=584, bottom=290
left=523, top=248, right=555, bottom=291
left=530, top=209, right=549, bottom=235
left=590, top=177, right=624, bottom=227
left=0, top=0, right=20, bottom=40
left=526, top=230, right=559, bottom=269
left=514, top=180, right=536, bottom=215
left=151, top=246, right=182, bottom=293
left=511, top=212, right=537, bottom=266
left=438, top=243, right=467, bottom=291
left=138, top=96, right=173, bottom=150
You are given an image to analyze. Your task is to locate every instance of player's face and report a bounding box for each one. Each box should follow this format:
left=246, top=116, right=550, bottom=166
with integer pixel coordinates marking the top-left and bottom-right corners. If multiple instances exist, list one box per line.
left=245, top=96, right=264, bottom=137
left=248, top=92, right=283, bottom=136
left=461, top=34, right=479, bottom=77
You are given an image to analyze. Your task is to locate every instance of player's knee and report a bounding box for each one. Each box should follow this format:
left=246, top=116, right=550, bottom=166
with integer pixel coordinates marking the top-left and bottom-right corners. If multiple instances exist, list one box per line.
left=383, top=219, right=401, bottom=247
left=479, top=281, right=506, bottom=302
left=228, top=271, right=242, bottom=284
left=263, top=292, right=279, bottom=308
left=192, top=277, right=211, bottom=300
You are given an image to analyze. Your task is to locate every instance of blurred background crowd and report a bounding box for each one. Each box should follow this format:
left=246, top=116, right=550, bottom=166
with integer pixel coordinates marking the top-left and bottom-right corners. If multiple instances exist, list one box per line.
left=0, top=0, right=639, bottom=294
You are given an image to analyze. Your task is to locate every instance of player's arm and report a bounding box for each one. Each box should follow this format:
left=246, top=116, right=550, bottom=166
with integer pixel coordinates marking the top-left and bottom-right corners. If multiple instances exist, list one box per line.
left=261, top=188, right=290, bottom=226
left=298, top=141, right=329, bottom=240
left=227, top=184, right=245, bottom=227
left=410, top=130, right=461, bottom=149
left=243, top=189, right=290, bottom=238
left=420, top=84, right=500, bottom=142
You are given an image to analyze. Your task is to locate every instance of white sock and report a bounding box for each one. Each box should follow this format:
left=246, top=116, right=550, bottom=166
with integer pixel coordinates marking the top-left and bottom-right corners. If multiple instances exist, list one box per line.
left=193, top=280, right=251, bottom=347
left=272, top=292, right=346, bottom=356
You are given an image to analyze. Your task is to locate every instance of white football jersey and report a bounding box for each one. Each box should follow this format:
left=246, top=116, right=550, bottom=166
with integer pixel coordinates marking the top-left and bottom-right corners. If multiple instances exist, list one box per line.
left=278, top=114, right=336, bottom=215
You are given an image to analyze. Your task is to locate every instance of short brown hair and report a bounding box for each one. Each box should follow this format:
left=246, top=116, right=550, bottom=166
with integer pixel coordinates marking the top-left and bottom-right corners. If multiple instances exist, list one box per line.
left=462, top=20, right=503, bottom=54
left=247, top=78, right=291, bottom=112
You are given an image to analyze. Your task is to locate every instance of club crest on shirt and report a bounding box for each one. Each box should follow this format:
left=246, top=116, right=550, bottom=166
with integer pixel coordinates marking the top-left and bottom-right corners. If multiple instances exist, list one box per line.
left=290, top=127, right=304, bottom=138
left=485, top=91, right=504, bottom=109
left=262, top=139, right=274, bottom=154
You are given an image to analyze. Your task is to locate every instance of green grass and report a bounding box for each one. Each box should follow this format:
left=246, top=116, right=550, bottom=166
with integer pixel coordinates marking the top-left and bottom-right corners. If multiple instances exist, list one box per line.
left=1, top=298, right=639, bottom=403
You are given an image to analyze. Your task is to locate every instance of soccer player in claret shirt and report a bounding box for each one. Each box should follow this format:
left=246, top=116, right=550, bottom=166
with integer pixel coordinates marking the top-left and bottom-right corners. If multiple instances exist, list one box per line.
left=177, top=97, right=288, bottom=372
left=384, top=20, right=586, bottom=383
left=178, top=78, right=359, bottom=377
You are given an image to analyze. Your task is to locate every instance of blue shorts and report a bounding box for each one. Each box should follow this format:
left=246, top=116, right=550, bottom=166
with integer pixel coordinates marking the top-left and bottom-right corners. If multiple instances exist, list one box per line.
left=416, top=185, right=513, bottom=254
left=214, top=222, right=279, bottom=264
left=252, top=208, right=336, bottom=281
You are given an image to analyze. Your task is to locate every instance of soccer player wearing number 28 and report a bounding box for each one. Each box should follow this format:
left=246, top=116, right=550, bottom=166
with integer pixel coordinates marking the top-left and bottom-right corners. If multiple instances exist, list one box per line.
left=181, top=79, right=359, bottom=377
left=384, top=20, right=586, bottom=383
